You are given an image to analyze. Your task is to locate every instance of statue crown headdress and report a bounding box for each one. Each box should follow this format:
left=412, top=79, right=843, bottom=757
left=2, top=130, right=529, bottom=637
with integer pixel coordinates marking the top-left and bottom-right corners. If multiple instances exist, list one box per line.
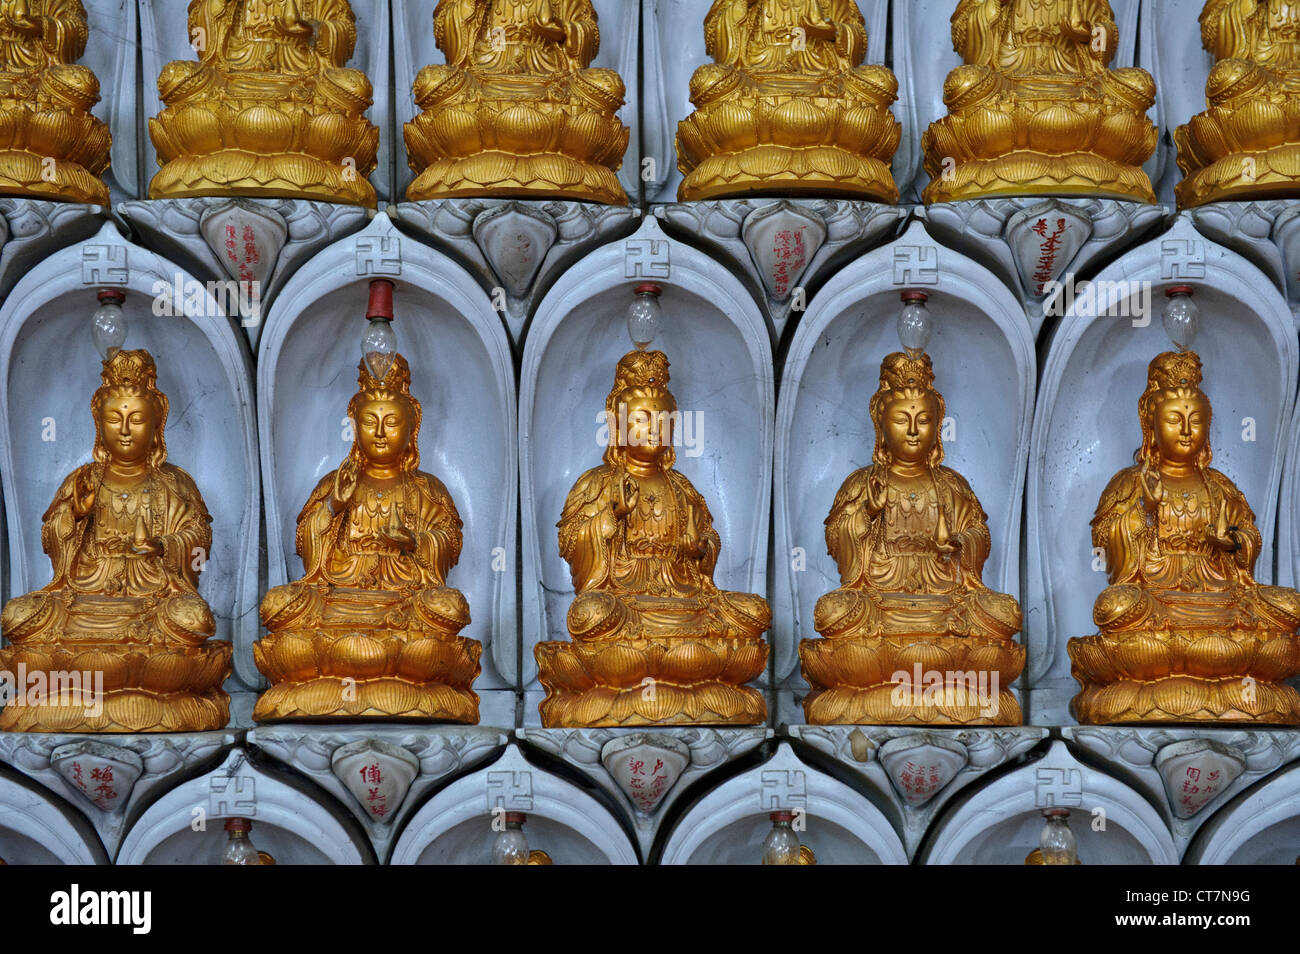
left=612, top=349, right=671, bottom=393
left=101, top=349, right=159, bottom=391
left=876, top=351, right=936, bottom=394
left=357, top=353, right=412, bottom=395
left=1146, top=350, right=1203, bottom=392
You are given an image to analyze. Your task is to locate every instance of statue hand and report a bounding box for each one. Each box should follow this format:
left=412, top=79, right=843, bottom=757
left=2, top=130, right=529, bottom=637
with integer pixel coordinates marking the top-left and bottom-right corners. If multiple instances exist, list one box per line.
left=73, top=469, right=98, bottom=517
left=1138, top=462, right=1164, bottom=508
left=132, top=537, right=165, bottom=558
left=615, top=476, right=638, bottom=517
left=381, top=524, right=418, bottom=553
left=800, top=17, right=837, bottom=42
left=1205, top=500, right=1238, bottom=552
left=332, top=461, right=359, bottom=513
left=866, top=472, right=888, bottom=512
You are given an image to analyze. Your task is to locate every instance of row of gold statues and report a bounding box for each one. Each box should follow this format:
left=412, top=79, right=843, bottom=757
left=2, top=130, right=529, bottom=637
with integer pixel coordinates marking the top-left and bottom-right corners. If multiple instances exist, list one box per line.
left=0, top=0, right=1296, bottom=208
left=5, top=283, right=1299, bottom=733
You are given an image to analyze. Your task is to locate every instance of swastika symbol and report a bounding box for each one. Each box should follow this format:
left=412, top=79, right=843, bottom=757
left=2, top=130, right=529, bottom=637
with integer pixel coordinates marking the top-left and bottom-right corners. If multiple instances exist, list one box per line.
left=893, top=245, right=939, bottom=285
left=485, top=770, right=533, bottom=811
left=1160, top=239, right=1206, bottom=280
left=209, top=775, right=256, bottom=817
left=759, top=769, right=808, bottom=811
left=356, top=235, right=402, bottom=276
left=1034, top=767, right=1084, bottom=808
left=624, top=239, right=670, bottom=279
left=81, top=245, right=128, bottom=285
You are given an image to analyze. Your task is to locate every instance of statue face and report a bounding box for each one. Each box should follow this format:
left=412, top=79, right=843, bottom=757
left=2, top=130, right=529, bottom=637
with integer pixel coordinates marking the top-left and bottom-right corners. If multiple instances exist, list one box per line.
left=1153, top=391, right=1208, bottom=465
left=356, top=397, right=411, bottom=467
left=880, top=391, right=938, bottom=465
left=98, top=391, right=159, bottom=466
left=620, top=392, right=675, bottom=464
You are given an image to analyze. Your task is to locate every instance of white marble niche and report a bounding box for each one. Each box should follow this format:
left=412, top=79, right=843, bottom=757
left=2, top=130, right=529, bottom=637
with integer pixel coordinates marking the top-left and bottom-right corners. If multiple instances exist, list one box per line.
left=773, top=221, right=1035, bottom=717
left=518, top=215, right=773, bottom=713
left=1026, top=216, right=1299, bottom=724
left=257, top=212, right=518, bottom=723
left=0, top=222, right=262, bottom=688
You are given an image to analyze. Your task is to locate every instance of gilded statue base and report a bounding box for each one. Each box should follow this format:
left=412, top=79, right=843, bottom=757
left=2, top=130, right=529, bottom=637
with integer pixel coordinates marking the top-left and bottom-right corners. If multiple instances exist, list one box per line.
left=147, top=152, right=376, bottom=207
left=1069, top=630, right=1300, bottom=724
left=1175, top=145, right=1300, bottom=210
left=405, top=149, right=627, bottom=206
left=0, top=642, right=232, bottom=733
left=922, top=151, right=1156, bottom=205
left=678, top=143, right=899, bottom=203
left=534, top=635, right=768, bottom=727
left=800, top=634, right=1025, bottom=725
left=0, top=149, right=109, bottom=206
left=252, top=630, right=481, bottom=723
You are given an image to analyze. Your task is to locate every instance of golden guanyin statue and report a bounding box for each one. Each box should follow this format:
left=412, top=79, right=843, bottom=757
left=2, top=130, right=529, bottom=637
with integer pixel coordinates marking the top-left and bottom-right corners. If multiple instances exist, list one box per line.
left=403, top=0, right=630, bottom=204
left=0, top=0, right=111, bottom=204
left=1175, top=0, right=1300, bottom=207
left=922, top=0, right=1158, bottom=203
left=252, top=354, right=481, bottom=722
left=0, top=350, right=232, bottom=732
left=799, top=352, right=1025, bottom=725
left=1069, top=351, right=1300, bottom=723
left=535, top=350, right=771, bottom=726
left=674, top=0, right=901, bottom=202
left=148, top=0, right=380, bottom=205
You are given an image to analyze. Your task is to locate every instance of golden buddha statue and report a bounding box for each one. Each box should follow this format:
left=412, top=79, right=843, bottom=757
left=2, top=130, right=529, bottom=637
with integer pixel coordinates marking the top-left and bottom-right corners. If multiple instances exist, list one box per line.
left=535, top=350, right=771, bottom=726
left=252, top=353, right=481, bottom=722
left=1175, top=0, right=1300, bottom=207
left=403, top=0, right=630, bottom=204
left=0, top=350, right=232, bottom=732
left=0, top=0, right=110, bottom=204
left=1069, top=350, right=1300, bottom=723
left=674, top=0, right=901, bottom=202
left=148, top=0, right=379, bottom=205
left=800, top=351, right=1025, bottom=725
left=921, top=0, right=1157, bottom=203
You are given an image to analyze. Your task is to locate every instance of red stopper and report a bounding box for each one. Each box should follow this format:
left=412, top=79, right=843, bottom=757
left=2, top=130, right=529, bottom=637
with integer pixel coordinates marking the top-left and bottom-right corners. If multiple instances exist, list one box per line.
left=366, top=279, right=395, bottom=320
left=769, top=810, right=795, bottom=823
left=900, top=290, right=929, bottom=304
left=1041, top=807, right=1070, bottom=818
left=1165, top=284, right=1195, bottom=298
left=224, top=817, right=252, bottom=832
left=634, top=282, right=663, bottom=297
left=504, top=812, right=527, bottom=825
left=97, top=288, right=125, bottom=305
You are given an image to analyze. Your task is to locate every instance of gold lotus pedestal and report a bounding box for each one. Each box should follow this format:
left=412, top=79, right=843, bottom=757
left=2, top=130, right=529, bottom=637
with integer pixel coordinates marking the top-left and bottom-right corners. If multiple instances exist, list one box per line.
left=147, top=0, right=379, bottom=205
left=675, top=0, right=900, bottom=201
left=403, top=0, right=630, bottom=204
left=1175, top=0, right=1300, bottom=207
left=921, top=0, right=1157, bottom=203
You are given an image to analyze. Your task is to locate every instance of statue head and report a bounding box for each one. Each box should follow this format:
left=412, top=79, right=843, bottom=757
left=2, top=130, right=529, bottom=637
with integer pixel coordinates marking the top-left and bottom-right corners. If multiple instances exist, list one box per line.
left=1138, top=350, right=1212, bottom=470
left=869, top=351, right=945, bottom=469
left=603, top=350, right=677, bottom=469
left=91, top=349, right=169, bottom=468
left=346, top=353, right=422, bottom=472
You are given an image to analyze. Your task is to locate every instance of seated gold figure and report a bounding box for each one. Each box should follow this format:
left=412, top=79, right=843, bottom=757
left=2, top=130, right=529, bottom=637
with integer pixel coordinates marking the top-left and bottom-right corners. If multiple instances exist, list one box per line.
left=800, top=352, right=1025, bottom=725
left=0, top=350, right=232, bottom=732
left=253, top=354, right=481, bottom=722
left=675, top=0, right=901, bottom=202
left=1175, top=0, right=1300, bottom=207
left=535, top=350, right=771, bottom=727
left=922, top=0, right=1157, bottom=203
left=0, top=0, right=111, bottom=204
left=148, top=0, right=380, bottom=206
left=403, top=0, right=630, bottom=204
left=1069, top=351, right=1300, bottom=723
